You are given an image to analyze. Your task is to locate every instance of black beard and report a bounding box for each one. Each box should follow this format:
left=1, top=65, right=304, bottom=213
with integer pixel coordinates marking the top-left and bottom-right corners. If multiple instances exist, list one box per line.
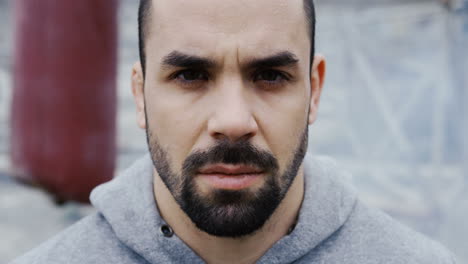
left=146, top=126, right=308, bottom=238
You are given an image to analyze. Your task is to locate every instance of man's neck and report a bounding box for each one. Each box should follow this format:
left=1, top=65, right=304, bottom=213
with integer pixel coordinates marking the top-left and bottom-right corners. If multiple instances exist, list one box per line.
left=153, top=168, right=305, bottom=264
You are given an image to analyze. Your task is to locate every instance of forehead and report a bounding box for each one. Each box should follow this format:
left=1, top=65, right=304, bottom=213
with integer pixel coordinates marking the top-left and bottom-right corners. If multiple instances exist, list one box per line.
left=147, top=0, right=309, bottom=60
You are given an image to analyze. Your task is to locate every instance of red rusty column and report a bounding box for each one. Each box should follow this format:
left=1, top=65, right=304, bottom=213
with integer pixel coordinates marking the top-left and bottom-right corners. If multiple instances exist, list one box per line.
left=11, top=0, right=118, bottom=203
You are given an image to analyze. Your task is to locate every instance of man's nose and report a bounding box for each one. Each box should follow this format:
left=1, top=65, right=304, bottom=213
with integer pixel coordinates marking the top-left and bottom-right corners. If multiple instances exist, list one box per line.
left=207, top=90, right=259, bottom=142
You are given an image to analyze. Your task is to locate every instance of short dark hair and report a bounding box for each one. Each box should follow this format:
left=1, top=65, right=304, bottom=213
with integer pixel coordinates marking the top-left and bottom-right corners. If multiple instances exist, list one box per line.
left=138, top=0, right=315, bottom=78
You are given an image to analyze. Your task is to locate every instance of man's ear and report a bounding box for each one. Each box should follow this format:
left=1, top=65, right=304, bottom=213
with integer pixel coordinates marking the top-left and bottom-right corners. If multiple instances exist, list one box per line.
left=131, top=62, right=146, bottom=129
left=308, top=54, right=326, bottom=125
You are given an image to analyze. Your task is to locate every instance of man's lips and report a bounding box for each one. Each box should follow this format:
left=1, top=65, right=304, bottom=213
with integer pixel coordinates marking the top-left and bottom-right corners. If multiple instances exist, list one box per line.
left=198, top=164, right=263, bottom=175
left=197, top=164, right=264, bottom=190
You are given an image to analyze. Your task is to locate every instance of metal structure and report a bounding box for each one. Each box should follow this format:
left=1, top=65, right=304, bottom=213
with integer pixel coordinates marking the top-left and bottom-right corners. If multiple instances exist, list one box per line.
left=11, top=0, right=118, bottom=203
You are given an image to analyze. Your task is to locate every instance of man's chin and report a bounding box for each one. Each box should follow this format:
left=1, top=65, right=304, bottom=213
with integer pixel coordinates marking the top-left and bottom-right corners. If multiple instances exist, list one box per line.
left=190, top=203, right=270, bottom=238
left=180, top=178, right=281, bottom=238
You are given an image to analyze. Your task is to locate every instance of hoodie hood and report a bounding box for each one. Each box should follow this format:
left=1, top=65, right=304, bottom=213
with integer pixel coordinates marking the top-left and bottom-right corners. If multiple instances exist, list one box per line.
left=90, top=154, right=357, bottom=264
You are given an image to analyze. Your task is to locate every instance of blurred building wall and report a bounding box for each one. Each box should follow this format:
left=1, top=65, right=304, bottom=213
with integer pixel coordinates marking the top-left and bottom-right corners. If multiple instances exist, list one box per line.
left=311, top=0, right=468, bottom=261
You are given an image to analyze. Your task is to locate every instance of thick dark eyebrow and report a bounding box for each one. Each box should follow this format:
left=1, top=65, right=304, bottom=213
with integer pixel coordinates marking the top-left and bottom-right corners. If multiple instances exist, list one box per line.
left=245, top=51, right=299, bottom=70
left=161, top=51, right=217, bottom=69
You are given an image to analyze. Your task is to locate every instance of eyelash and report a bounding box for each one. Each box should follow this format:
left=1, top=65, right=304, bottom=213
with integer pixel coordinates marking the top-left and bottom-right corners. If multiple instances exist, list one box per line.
left=252, top=69, right=290, bottom=86
left=171, top=69, right=209, bottom=83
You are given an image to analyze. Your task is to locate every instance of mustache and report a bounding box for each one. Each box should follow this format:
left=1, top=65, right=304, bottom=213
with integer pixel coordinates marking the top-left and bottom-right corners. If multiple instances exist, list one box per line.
left=182, top=140, right=279, bottom=175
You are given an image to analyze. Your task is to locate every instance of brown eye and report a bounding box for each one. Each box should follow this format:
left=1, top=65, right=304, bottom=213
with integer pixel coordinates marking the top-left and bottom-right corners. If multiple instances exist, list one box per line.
left=176, top=69, right=208, bottom=82
left=254, top=70, right=288, bottom=83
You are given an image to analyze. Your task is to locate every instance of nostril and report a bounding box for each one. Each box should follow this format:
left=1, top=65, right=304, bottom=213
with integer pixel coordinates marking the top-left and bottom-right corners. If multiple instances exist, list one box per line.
left=211, top=132, right=226, bottom=140
left=239, top=132, right=256, bottom=141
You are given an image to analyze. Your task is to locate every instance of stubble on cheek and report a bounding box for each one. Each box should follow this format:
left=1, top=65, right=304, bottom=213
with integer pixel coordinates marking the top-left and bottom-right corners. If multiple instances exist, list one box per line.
left=146, top=127, right=185, bottom=196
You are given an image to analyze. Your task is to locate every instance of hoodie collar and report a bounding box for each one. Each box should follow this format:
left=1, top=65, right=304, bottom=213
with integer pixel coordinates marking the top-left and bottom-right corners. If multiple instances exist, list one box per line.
left=90, top=155, right=357, bottom=264
left=257, top=156, right=357, bottom=263
left=90, top=155, right=204, bottom=264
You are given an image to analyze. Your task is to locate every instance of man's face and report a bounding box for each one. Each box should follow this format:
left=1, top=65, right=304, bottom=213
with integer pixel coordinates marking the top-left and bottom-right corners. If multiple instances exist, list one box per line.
left=134, top=0, right=320, bottom=237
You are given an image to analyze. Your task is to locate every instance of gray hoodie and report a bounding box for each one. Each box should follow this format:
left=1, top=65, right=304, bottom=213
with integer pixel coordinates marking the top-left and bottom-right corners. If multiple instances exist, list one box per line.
left=11, top=155, right=457, bottom=264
